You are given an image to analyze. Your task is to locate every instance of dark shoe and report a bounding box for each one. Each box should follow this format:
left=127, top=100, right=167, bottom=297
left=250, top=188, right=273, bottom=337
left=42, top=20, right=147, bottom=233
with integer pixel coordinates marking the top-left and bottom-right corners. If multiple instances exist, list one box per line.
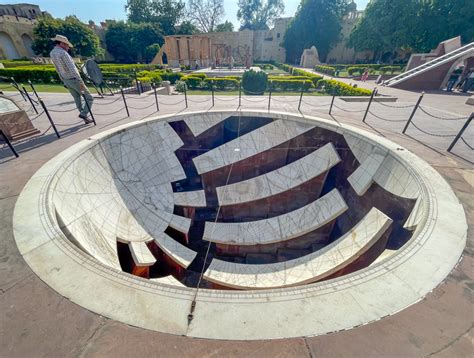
left=79, top=113, right=92, bottom=124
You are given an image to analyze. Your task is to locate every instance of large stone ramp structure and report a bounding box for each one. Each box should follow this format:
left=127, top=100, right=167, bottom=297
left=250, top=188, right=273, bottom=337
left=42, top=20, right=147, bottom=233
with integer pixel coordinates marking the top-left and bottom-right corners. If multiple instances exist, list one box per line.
left=384, top=42, right=474, bottom=90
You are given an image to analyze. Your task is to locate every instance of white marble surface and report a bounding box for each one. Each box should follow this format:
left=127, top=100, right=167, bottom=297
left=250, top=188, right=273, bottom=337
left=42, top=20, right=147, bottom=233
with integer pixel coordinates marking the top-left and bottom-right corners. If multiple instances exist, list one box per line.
left=150, top=275, right=186, bottom=287
left=217, top=143, right=341, bottom=205
left=344, top=133, right=420, bottom=199
left=129, top=241, right=156, bottom=266
left=347, top=148, right=387, bottom=195
left=183, top=112, right=233, bottom=136
left=193, top=119, right=314, bottom=175
left=153, top=232, right=197, bottom=268
left=203, top=189, right=348, bottom=245
left=204, top=208, right=393, bottom=289
left=173, top=190, right=207, bottom=207
left=13, top=110, right=467, bottom=340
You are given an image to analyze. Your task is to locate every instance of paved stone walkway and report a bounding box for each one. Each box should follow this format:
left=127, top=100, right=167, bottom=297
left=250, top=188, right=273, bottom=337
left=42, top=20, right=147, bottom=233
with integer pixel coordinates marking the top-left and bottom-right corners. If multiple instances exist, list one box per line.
left=0, top=88, right=472, bottom=357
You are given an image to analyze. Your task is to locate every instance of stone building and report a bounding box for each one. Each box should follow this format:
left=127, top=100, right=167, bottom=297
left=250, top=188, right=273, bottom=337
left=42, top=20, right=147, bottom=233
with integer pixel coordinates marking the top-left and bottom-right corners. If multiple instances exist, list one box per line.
left=153, top=18, right=291, bottom=67
left=154, top=5, right=375, bottom=68
left=0, top=4, right=43, bottom=59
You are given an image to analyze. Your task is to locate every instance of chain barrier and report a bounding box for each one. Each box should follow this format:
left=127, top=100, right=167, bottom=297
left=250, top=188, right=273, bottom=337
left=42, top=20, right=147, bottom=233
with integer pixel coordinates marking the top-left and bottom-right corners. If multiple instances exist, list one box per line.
left=461, top=137, right=473, bottom=150
left=29, top=111, right=45, bottom=121
left=375, top=101, right=414, bottom=109
left=38, top=125, right=53, bottom=136
left=242, top=96, right=267, bottom=103
left=93, top=97, right=122, bottom=106
left=271, top=96, right=300, bottom=103
left=55, top=119, right=88, bottom=127
left=215, top=96, right=239, bottom=102
left=94, top=107, right=126, bottom=116
left=333, top=103, right=366, bottom=113
left=410, top=120, right=457, bottom=138
left=48, top=106, right=78, bottom=113
left=301, top=99, right=331, bottom=108
left=128, top=102, right=156, bottom=110
left=187, top=97, right=211, bottom=104
left=368, top=110, right=407, bottom=122
left=159, top=98, right=186, bottom=106
left=418, top=106, right=466, bottom=121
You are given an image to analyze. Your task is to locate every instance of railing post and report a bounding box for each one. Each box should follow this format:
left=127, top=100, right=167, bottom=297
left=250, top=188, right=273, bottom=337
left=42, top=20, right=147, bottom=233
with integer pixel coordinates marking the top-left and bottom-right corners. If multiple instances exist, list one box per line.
left=211, top=81, right=215, bottom=107
left=82, top=94, right=96, bottom=126
left=11, top=78, right=27, bottom=102
left=298, top=82, right=304, bottom=111
left=184, top=85, right=188, bottom=108
left=0, top=129, right=19, bottom=158
left=28, top=80, right=39, bottom=100
left=239, top=81, right=242, bottom=107
left=153, top=84, right=160, bottom=112
left=329, top=90, right=336, bottom=115
left=362, top=87, right=377, bottom=123
left=268, top=81, right=272, bottom=111
left=22, top=85, right=38, bottom=114
left=120, top=87, right=130, bottom=117
left=447, top=113, right=473, bottom=152
left=402, top=92, right=424, bottom=134
left=38, top=98, right=60, bottom=138
left=137, top=80, right=142, bottom=95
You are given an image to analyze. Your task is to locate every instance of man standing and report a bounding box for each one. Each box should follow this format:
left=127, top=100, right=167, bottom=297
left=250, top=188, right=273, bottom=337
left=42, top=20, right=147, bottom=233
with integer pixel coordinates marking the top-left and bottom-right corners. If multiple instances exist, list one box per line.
left=50, top=35, right=93, bottom=123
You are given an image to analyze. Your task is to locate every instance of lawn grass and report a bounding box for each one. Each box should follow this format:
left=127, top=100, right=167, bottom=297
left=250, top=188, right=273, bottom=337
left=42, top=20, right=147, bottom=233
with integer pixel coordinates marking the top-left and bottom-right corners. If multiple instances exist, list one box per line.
left=0, top=83, right=70, bottom=93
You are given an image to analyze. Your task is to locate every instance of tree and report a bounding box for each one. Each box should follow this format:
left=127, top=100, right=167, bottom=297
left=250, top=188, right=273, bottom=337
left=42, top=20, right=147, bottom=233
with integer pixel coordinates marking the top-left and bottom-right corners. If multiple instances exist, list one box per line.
left=215, top=21, right=234, bottom=32
left=348, top=0, right=474, bottom=58
left=187, top=0, right=224, bottom=32
left=348, top=0, right=420, bottom=58
left=125, top=0, right=186, bottom=35
left=105, top=21, right=163, bottom=62
left=175, top=21, right=200, bottom=35
left=32, top=15, right=103, bottom=57
left=237, top=0, right=284, bottom=31
left=283, top=0, right=347, bottom=63
left=145, top=44, right=161, bottom=62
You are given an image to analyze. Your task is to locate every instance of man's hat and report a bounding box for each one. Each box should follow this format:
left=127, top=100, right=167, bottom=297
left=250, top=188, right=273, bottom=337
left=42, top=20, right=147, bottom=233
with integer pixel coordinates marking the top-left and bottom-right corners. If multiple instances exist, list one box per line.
left=51, top=35, right=73, bottom=48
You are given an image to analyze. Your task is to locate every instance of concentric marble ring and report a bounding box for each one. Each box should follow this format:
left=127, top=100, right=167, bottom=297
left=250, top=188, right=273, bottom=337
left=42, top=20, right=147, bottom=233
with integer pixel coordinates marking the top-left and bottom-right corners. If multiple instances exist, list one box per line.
left=13, top=110, right=467, bottom=340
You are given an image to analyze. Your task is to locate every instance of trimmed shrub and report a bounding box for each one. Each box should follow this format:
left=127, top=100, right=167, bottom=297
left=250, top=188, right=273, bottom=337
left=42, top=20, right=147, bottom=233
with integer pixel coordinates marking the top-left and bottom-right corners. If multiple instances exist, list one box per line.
left=242, top=70, right=267, bottom=95
left=314, top=65, right=336, bottom=76
left=175, top=80, right=187, bottom=92
left=189, top=73, right=207, bottom=79
left=270, top=79, right=313, bottom=92
left=316, top=79, right=372, bottom=96
left=182, top=76, right=203, bottom=89
left=137, top=72, right=162, bottom=86
left=159, top=71, right=183, bottom=84
left=379, top=66, right=401, bottom=74
left=204, top=78, right=239, bottom=90
left=0, top=67, right=60, bottom=83
left=276, top=63, right=292, bottom=73
left=347, top=67, right=363, bottom=76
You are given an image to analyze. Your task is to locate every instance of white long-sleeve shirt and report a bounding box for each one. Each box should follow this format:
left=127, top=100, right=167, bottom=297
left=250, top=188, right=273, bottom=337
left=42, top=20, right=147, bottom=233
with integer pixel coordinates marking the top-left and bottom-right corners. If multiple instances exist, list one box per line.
left=50, top=46, right=81, bottom=80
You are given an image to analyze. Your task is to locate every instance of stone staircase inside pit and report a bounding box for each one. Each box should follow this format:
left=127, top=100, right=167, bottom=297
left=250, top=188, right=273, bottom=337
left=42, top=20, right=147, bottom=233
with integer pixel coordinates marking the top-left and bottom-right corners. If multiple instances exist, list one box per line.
left=383, top=42, right=474, bottom=87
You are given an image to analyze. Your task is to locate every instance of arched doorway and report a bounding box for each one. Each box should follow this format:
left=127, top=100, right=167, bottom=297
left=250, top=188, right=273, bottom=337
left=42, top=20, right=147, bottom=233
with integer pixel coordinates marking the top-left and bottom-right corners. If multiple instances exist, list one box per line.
left=0, top=32, right=20, bottom=59
left=21, top=34, right=35, bottom=57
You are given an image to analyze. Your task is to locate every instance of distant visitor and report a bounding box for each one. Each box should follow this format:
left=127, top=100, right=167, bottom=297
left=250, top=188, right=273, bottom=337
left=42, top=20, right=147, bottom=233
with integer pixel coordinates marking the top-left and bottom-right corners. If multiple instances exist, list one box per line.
left=50, top=35, right=94, bottom=123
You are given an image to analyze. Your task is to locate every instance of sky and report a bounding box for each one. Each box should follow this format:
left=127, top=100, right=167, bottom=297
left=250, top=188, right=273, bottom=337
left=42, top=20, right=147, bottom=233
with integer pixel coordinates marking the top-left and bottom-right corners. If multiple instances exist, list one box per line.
left=1, top=0, right=370, bottom=27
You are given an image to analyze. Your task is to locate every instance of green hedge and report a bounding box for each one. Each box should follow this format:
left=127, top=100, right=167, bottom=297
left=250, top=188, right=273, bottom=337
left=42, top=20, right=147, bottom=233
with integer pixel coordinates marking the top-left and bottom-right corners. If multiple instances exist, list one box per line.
left=98, top=64, right=162, bottom=73
left=204, top=78, right=240, bottom=90
left=270, top=79, right=313, bottom=92
left=316, top=79, right=372, bottom=96
left=182, top=75, right=203, bottom=89
left=0, top=67, right=61, bottom=83
left=137, top=70, right=163, bottom=86
left=314, top=65, right=336, bottom=76
left=379, top=66, right=401, bottom=74
left=242, top=70, right=267, bottom=94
